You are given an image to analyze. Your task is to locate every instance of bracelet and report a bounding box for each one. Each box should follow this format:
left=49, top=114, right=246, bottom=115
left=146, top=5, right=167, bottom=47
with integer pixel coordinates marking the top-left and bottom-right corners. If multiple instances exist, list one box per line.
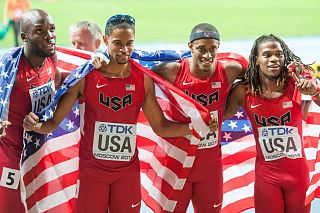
left=312, top=90, right=319, bottom=97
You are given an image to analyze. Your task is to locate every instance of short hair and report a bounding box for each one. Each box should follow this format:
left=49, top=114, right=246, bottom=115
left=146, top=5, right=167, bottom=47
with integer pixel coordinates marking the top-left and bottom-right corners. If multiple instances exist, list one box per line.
left=191, top=23, right=219, bottom=35
left=69, top=21, right=102, bottom=41
left=189, top=23, right=220, bottom=42
left=104, top=15, right=135, bottom=36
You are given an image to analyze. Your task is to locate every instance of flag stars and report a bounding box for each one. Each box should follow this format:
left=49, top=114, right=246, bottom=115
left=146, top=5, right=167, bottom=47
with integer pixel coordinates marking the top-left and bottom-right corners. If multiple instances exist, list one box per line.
left=42, top=114, right=49, bottom=122
left=234, top=111, right=244, bottom=119
left=223, top=132, right=232, bottom=141
left=74, top=72, right=82, bottom=79
left=0, top=99, right=7, bottom=106
left=73, top=107, right=79, bottom=117
left=25, top=133, right=33, bottom=143
left=228, top=121, right=238, bottom=130
left=49, top=109, right=54, bottom=117
left=66, top=120, right=74, bottom=130
left=5, top=83, right=13, bottom=90
left=0, top=71, right=9, bottom=78
left=242, top=124, right=251, bottom=133
left=34, top=138, right=40, bottom=148
left=60, top=84, right=67, bottom=90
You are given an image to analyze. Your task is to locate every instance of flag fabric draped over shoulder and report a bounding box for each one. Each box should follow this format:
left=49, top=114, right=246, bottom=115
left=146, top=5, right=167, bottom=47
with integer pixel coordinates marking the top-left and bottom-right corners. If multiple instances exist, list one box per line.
left=17, top=47, right=211, bottom=213
left=0, top=47, right=318, bottom=213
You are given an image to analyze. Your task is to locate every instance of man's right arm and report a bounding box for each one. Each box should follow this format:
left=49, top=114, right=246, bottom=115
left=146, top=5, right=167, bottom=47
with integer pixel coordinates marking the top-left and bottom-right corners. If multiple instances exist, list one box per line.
left=151, top=61, right=180, bottom=84
left=224, top=83, right=246, bottom=120
left=23, top=78, right=84, bottom=134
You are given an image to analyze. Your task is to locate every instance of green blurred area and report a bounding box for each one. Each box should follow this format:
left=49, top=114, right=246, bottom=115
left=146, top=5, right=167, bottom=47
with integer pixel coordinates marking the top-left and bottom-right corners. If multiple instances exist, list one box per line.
left=0, top=0, right=320, bottom=48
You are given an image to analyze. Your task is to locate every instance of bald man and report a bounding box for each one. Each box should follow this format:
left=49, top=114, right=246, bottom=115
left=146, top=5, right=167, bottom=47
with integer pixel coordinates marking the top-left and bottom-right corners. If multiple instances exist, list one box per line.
left=0, top=9, right=60, bottom=212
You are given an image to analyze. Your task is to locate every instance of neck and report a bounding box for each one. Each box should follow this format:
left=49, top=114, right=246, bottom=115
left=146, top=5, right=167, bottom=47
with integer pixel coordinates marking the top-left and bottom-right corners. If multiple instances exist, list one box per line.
left=260, top=76, right=286, bottom=98
left=23, top=48, right=46, bottom=68
left=99, top=60, right=131, bottom=78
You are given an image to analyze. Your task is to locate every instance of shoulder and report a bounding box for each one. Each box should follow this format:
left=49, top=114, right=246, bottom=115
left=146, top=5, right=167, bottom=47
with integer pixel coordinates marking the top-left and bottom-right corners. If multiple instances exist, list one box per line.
left=152, top=61, right=181, bottom=84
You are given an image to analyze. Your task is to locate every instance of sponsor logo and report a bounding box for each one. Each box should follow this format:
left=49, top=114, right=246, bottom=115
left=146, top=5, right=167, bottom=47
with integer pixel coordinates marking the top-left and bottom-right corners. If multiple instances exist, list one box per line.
left=250, top=104, right=262, bottom=109
left=213, top=202, right=222, bottom=208
left=27, top=75, right=37, bottom=82
left=182, top=82, right=194, bottom=86
left=131, top=201, right=141, bottom=208
left=96, top=83, right=108, bottom=88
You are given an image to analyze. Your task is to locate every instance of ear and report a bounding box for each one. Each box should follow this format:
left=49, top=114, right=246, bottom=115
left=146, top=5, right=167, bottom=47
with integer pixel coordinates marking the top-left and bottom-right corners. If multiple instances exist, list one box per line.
left=95, top=39, right=101, bottom=49
left=21, top=32, right=28, bottom=42
left=103, top=35, right=108, bottom=45
left=188, top=42, right=193, bottom=52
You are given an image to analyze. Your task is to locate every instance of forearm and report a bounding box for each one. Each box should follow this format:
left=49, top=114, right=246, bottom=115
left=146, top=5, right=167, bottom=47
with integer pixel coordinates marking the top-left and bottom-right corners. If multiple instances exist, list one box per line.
left=152, top=120, right=190, bottom=137
left=33, top=119, right=60, bottom=134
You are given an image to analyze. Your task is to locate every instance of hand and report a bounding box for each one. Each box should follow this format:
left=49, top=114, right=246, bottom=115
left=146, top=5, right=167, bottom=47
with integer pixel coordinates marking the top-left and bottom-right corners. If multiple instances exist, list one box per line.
left=292, top=72, right=318, bottom=96
left=91, top=51, right=110, bottom=69
left=0, top=121, right=11, bottom=138
left=208, top=117, right=219, bottom=132
left=23, top=112, right=40, bottom=131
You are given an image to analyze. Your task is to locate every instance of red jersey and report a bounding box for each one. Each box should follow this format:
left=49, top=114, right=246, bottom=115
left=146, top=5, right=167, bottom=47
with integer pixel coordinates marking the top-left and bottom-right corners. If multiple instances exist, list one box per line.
left=244, top=78, right=306, bottom=162
left=79, top=59, right=145, bottom=173
left=174, top=58, right=230, bottom=171
left=1, top=56, right=56, bottom=151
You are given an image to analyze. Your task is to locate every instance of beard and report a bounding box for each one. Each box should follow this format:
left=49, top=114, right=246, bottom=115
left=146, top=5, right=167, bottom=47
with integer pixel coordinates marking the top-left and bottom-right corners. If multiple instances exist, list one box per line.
left=28, top=39, right=55, bottom=57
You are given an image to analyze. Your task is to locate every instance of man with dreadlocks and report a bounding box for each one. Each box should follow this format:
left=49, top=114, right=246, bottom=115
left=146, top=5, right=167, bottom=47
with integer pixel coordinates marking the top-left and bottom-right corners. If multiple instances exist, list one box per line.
left=224, top=34, right=320, bottom=212
left=149, top=23, right=248, bottom=213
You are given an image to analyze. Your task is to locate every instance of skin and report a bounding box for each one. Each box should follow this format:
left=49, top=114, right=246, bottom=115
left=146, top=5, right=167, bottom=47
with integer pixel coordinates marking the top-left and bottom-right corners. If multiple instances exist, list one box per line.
left=224, top=40, right=320, bottom=120
left=23, top=28, right=217, bottom=137
left=70, top=29, right=100, bottom=52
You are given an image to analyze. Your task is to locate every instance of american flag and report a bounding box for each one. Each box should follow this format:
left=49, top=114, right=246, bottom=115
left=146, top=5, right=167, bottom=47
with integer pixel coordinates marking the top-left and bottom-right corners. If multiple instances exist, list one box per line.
left=13, top=47, right=210, bottom=212
left=0, top=47, right=318, bottom=213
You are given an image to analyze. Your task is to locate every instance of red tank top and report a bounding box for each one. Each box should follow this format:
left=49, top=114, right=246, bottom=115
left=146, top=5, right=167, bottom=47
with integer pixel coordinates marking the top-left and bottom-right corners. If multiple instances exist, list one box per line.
left=1, top=56, right=56, bottom=150
left=244, top=78, right=306, bottom=162
left=79, top=59, right=145, bottom=172
left=174, top=58, right=230, bottom=170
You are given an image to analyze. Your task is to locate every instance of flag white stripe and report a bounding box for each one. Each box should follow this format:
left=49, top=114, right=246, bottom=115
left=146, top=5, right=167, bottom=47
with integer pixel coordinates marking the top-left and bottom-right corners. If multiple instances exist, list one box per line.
left=141, top=174, right=177, bottom=212
left=21, top=130, right=80, bottom=174
left=56, top=51, right=88, bottom=66
left=139, top=148, right=186, bottom=190
left=222, top=182, right=255, bottom=208
left=223, top=158, right=255, bottom=183
left=28, top=184, right=77, bottom=213
left=25, top=157, right=79, bottom=199
left=138, top=123, right=191, bottom=165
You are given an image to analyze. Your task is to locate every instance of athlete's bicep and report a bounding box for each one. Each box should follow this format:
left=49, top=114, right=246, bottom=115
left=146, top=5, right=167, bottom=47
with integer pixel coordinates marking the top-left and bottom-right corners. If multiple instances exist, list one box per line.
left=224, top=83, right=246, bottom=120
left=151, top=62, right=179, bottom=84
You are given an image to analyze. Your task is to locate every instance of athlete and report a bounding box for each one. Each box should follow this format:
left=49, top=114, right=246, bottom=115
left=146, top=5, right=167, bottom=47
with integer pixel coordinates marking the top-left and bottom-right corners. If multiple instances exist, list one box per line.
left=0, top=9, right=58, bottom=212
left=224, top=34, right=320, bottom=213
left=23, top=14, right=217, bottom=213
left=149, top=23, right=247, bottom=212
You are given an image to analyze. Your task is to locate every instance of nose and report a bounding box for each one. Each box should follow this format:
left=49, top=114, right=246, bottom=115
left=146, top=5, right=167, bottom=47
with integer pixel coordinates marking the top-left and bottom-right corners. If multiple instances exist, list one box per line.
left=270, top=54, right=279, bottom=62
left=44, top=30, right=55, bottom=41
left=203, top=51, right=212, bottom=59
left=120, top=45, right=128, bottom=53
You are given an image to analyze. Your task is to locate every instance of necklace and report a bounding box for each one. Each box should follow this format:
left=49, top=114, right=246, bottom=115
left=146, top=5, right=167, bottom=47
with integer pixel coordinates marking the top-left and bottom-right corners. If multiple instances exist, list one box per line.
left=24, top=56, right=46, bottom=77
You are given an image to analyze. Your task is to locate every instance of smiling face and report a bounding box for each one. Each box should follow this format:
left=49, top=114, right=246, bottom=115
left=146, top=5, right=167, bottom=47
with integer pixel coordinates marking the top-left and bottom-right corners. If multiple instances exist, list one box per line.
left=256, top=41, right=285, bottom=81
left=189, top=38, right=219, bottom=73
left=104, top=28, right=135, bottom=65
left=22, top=12, right=56, bottom=57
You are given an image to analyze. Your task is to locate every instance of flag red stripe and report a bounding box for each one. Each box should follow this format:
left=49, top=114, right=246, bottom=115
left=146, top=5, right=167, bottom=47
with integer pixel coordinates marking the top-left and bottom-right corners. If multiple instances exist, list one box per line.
left=26, top=171, right=78, bottom=210
left=23, top=144, right=79, bottom=185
